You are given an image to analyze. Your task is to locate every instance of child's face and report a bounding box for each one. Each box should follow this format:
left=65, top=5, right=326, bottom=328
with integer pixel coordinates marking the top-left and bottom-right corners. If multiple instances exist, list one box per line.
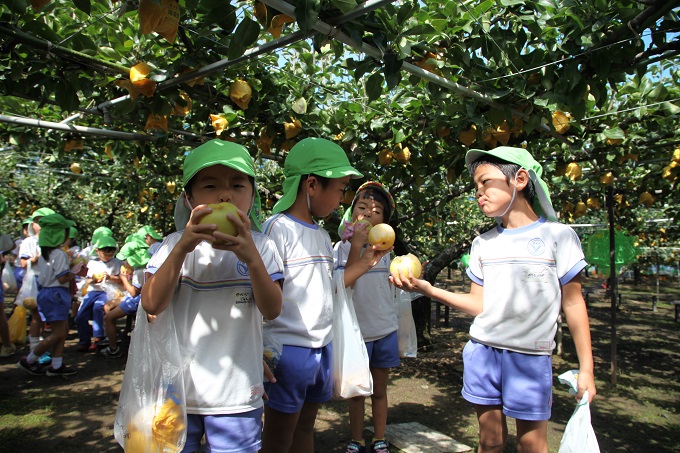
left=351, top=193, right=385, bottom=226
left=96, top=247, right=116, bottom=262
left=473, top=164, right=515, bottom=218
left=310, top=176, right=351, bottom=218
left=188, top=165, right=253, bottom=213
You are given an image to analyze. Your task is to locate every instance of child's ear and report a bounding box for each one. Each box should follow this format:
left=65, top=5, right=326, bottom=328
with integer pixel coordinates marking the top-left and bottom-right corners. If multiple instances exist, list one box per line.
left=515, top=169, right=530, bottom=190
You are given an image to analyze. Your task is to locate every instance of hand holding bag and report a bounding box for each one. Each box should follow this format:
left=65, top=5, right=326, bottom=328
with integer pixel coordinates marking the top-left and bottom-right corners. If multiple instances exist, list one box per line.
left=331, top=269, right=373, bottom=399
left=558, top=370, right=600, bottom=453
left=114, top=305, right=189, bottom=453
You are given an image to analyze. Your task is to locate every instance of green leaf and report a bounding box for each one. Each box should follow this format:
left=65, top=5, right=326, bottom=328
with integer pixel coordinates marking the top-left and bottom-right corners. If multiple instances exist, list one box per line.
left=294, top=0, right=321, bottom=35
left=603, top=127, right=625, bottom=140
left=329, top=0, right=356, bottom=14
left=54, top=81, right=80, bottom=113
left=22, top=20, right=61, bottom=43
left=365, top=72, right=383, bottom=103
left=227, top=17, right=261, bottom=60
left=72, top=0, right=91, bottom=15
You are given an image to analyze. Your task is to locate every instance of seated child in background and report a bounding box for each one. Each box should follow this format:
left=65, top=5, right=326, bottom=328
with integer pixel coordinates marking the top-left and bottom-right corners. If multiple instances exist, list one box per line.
left=76, top=235, right=123, bottom=352
left=101, top=239, right=149, bottom=358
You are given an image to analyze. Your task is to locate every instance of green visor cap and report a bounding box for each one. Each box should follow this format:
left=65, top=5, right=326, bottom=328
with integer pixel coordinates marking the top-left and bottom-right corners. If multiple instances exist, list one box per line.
left=465, top=146, right=557, bottom=222
left=95, top=235, right=118, bottom=250
left=138, top=225, right=162, bottom=240
left=272, top=138, right=363, bottom=214
left=91, top=226, right=113, bottom=244
left=30, top=207, right=56, bottom=221
left=69, top=226, right=78, bottom=240
left=176, top=139, right=262, bottom=232
left=38, top=213, right=74, bottom=247
left=116, top=240, right=149, bottom=268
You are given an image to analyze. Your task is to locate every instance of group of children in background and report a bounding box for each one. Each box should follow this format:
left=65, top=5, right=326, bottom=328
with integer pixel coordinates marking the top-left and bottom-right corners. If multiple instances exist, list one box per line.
left=0, top=208, right=163, bottom=375
left=1, top=136, right=596, bottom=453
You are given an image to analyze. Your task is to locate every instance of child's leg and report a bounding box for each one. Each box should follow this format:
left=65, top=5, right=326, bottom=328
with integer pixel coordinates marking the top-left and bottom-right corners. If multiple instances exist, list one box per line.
left=75, top=294, right=94, bottom=345
left=348, top=396, right=366, bottom=442
left=261, top=406, right=302, bottom=452
left=91, top=298, right=106, bottom=340
left=0, top=309, right=10, bottom=346
left=103, top=306, right=126, bottom=347
left=33, top=320, right=68, bottom=358
left=475, top=405, right=507, bottom=453
left=290, top=402, right=321, bottom=452
left=515, top=419, right=548, bottom=453
left=29, top=307, right=43, bottom=349
left=369, top=367, right=390, bottom=439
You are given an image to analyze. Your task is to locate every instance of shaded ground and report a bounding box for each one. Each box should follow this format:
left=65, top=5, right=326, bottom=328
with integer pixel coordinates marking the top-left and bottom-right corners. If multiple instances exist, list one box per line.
left=0, top=275, right=679, bottom=452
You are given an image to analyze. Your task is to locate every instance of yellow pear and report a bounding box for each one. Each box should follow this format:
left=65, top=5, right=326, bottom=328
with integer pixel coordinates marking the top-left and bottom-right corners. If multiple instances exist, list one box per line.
left=367, top=223, right=395, bottom=251
left=198, top=202, right=240, bottom=241
left=390, top=253, right=422, bottom=279
left=639, top=192, right=654, bottom=207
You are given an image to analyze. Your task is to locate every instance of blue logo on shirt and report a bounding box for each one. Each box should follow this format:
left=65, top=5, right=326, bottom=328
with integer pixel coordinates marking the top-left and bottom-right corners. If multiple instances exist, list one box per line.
left=527, top=238, right=545, bottom=256
left=237, top=261, right=249, bottom=276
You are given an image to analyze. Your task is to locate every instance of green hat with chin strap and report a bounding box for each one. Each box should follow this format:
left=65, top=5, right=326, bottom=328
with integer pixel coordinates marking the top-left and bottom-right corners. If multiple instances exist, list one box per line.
left=95, top=235, right=118, bottom=251
left=138, top=225, right=162, bottom=240
left=465, top=146, right=557, bottom=222
left=28, top=207, right=57, bottom=236
left=273, top=138, right=363, bottom=214
left=116, top=240, right=150, bottom=268
left=38, top=213, right=74, bottom=247
left=175, top=139, right=263, bottom=232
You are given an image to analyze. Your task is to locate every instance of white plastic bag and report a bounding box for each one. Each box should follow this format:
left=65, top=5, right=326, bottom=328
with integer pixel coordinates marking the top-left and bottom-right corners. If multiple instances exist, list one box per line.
left=396, top=289, right=417, bottom=358
left=14, top=261, right=37, bottom=309
left=558, top=370, right=600, bottom=453
left=114, top=305, right=189, bottom=453
left=331, top=269, right=373, bottom=399
left=2, top=261, right=17, bottom=292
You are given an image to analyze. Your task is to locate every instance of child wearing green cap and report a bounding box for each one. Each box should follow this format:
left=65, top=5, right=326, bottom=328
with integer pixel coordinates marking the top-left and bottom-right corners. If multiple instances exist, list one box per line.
left=334, top=181, right=397, bottom=453
left=18, top=207, right=56, bottom=360
left=100, top=237, right=150, bottom=358
left=75, top=235, right=124, bottom=352
left=391, top=146, right=596, bottom=452
left=142, top=139, right=284, bottom=453
left=137, top=225, right=163, bottom=256
left=260, top=138, right=391, bottom=453
left=17, top=213, right=77, bottom=376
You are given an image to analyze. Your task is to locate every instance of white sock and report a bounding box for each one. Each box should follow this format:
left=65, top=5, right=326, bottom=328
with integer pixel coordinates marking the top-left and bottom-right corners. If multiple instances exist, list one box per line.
left=51, top=357, right=63, bottom=369
left=29, top=336, right=40, bottom=351
left=26, top=351, right=38, bottom=364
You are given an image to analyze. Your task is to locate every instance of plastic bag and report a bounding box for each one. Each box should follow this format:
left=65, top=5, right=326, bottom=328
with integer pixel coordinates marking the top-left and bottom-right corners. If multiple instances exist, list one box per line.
left=331, top=269, right=373, bottom=399
left=114, top=305, right=189, bottom=453
left=396, top=289, right=417, bottom=358
left=2, top=261, right=17, bottom=292
left=15, top=262, right=37, bottom=309
left=8, top=305, right=27, bottom=345
left=558, top=370, right=600, bottom=453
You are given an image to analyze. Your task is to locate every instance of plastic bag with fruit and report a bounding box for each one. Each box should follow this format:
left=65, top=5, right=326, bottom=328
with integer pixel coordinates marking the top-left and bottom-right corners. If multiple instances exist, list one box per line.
left=14, top=261, right=38, bottom=310
left=331, top=269, right=373, bottom=399
left=2, top=260, right=17, bottom=292
left=114, top=304, right=190, bottom=453
left=557, top=370, right=600, bottom=453
left=8, top=305, right=27, bottom=345
left=396, top=289, right=418, bottom=358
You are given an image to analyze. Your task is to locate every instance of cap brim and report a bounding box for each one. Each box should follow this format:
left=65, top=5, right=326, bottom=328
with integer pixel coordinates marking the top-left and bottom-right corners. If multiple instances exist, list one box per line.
left=528, top=169, right=557, bottom=221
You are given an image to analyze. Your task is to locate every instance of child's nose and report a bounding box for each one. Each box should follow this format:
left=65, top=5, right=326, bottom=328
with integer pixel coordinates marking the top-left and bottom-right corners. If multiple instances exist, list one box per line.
left=219, top=191, right=232, bottom=203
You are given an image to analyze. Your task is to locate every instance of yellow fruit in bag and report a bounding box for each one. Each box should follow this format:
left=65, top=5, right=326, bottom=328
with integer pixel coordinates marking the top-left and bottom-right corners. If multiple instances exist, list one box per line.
left=22, top=297, right=38, bottom=310
left=152, top=397, right=185, bottom=449
left=124, top=424, right=160, bottom=453
left=229, top=80, right=253, bottom=110
left=8, top=305, right=27, bottom=345
left=138, top=0, right=180, bottom=43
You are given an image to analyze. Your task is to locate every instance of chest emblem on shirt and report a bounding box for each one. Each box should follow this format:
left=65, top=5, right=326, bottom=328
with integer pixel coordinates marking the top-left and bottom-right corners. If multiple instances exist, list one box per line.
left=237, top=260, right=249, bottom=276
left=527, top=238, right=545, bottom=256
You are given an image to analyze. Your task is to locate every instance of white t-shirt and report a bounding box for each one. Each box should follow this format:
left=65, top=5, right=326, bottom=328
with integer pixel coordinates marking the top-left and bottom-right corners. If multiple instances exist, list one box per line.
left=262, top=213, right=334, bottom=348
left=466, top=218, right=587, bottom=355
left=146, top=231, right=284, bottom=415
left=37, top=249, right=70, bottom=289
left=18, top=235, right=38, bottom=261
left=334, top=240, right=397, bottom=342
left=86, top=257, right=123, bottom=293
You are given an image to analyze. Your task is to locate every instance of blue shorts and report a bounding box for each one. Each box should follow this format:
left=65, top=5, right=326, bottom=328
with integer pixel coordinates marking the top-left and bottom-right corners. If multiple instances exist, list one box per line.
left=119, top=294, right=141, bottom=315
left=264, top=343, right=333, bottom=413
left=37, top=286, right=71, bottom=323
left=365, top=330, right=400, bottom=369
left=461, top=340, right=553, bottom=421
left=182, top=407, right=263, bottom=453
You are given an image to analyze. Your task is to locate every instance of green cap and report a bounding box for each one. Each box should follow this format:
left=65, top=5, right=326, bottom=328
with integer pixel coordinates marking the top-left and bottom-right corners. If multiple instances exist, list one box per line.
left=95, top=235, right=118, bottom=250
left=69, top=226, right=78, bottom=240
left=273, top=138, right=363, bottom=214
left=175, top=139, right=262, bottom=232
left=138, top=225, right=162, bottom=240
left=116, top=240, right=150, bottom=268
left=465, top=146, right=557, bottom=221
left=28, top=207, right=57, bottom=236
left=38, top=213, right=74, bottom=247
left=91, top=226, right=113, bottom=244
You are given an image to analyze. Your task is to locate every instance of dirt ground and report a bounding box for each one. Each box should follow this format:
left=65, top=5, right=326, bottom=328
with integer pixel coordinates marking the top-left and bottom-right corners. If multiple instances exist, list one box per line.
left=1, top=275, right=679, bottom=452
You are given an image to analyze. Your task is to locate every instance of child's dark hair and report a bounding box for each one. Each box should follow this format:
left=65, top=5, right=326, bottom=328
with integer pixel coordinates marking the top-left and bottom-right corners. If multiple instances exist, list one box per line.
left=185, top=175, right=256, bottom=198
left=469, top=156, right=536, bottom=204
left=300, top=174, right=331, bottom=188
left=356, top=188, right=391, bottom=222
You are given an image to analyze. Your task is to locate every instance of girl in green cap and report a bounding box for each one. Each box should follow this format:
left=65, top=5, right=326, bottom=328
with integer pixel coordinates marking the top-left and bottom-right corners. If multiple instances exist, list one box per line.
left=260, top=139, right=391, bottom=453
left=141, top=139, right=283, bottom=453
left=18, top=207, right=56, bottom=361
left=17, top=213, right=77, bottom=376
left=392, top=146, right=596, bottom=453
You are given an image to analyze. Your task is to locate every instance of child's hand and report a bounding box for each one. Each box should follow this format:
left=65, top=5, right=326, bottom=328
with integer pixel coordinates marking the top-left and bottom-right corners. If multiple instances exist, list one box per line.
left=576, top=369, right=596, bottom=403
left=178, top=204, right=225, bottom=253
left=211, top=209, right=260, bottom=264
left=348, top=219, right=371, bottom=246
left=390, top=269, right=430, bottom=295
left=360, top=243, right=392, bottom=269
